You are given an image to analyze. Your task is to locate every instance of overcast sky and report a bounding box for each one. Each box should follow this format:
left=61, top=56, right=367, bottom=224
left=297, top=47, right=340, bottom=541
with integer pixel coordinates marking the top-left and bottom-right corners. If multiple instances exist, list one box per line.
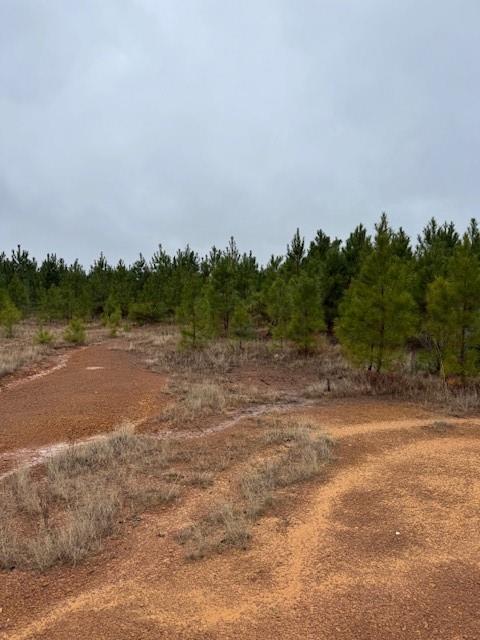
left=1, top=1, right=479, bottom=266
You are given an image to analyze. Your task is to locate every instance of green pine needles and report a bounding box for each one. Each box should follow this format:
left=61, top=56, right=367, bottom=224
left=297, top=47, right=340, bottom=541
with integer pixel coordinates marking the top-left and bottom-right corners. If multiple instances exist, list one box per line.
left=3, top=215, right=480, bottom=380
left=336, top=214, right=417, bottom=372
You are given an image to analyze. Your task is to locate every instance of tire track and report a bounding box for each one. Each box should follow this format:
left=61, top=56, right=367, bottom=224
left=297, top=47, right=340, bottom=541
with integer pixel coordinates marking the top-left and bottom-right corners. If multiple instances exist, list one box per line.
left=7, top=420, right=479, bottom=640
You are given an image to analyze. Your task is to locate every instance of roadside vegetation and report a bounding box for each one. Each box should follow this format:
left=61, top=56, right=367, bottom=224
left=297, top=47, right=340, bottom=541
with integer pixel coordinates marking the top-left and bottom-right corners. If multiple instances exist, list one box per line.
left=0, top=416, right=333, bottom=571
left=0, top=322, right=110, bottom=380
left=177, top=420, right=333, bottom=559
left=2, top=215, right=480, bottom=389
left=0, top=427, right=176, bottom=570
left=2, top=215, right=480, bottom=571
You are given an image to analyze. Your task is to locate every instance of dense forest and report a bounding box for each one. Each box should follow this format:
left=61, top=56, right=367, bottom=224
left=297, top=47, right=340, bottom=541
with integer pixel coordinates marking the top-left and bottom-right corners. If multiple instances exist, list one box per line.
left=1, top=214, right=480, bottom=379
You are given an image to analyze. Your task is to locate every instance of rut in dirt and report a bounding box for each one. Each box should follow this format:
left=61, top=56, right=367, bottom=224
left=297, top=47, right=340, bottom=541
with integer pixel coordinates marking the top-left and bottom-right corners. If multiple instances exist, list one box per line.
left=3, top=409, right=479, bottom=640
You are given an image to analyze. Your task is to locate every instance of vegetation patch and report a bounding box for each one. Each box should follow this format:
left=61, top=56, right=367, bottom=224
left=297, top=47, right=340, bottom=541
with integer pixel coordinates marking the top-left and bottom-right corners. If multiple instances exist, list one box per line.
left=177, top=420, right=333, bottom=559
left=427, top=421, right=457, bottom=433
left=3, top=217, right=480, bottom=395
left=63, top=318, right=86, bottom=345
left=0, top=428, right=176, bottom=571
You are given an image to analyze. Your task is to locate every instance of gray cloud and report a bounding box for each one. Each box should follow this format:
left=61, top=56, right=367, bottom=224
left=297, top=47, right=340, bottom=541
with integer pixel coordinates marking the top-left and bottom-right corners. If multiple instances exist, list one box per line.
left=1, top=1, right=479, bottom=265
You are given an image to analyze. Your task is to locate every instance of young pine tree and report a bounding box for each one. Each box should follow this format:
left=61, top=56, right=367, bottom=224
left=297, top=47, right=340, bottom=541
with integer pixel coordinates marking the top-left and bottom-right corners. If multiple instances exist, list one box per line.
left=64, top=318, right=86, bottom=344
left=287, top=273, right=324, bottom=354
left=336, top=214, right=417, bottom=372
left=0, top=290, right=21, bottom=337
left=230, top=299, right=254, bottom=347
left=206, top=252, right=238, bottom=337
left=415, top=218, right=460, bottom=308
left=425, top=242, right=480, bottom=379
left=176, top=272, right=208, bottom=348
left=102, top=294, right=122, bottom=335
left=264, top=274, right=291, bottom=345
left=285, top=228, right=306, bottom=277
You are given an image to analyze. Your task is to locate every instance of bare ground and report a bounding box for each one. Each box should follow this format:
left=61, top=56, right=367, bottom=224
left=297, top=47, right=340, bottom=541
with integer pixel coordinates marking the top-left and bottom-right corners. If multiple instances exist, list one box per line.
left=0, top=337, right=479, bottom=639
left=0, top=340, right=168, bottom=476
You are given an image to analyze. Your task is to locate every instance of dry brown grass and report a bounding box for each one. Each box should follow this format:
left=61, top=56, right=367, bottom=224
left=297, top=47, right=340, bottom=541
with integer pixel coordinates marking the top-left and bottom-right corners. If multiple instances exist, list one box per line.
left=177, top=419, right=333, bottom=559
left=150, top=339, right=281, bottom=374
left=182, top=471, right=215, bottom=488
left=173, top=382, right=228, bottom=419
left=162, top=381, right=230, bottom=425
left=0, top=320, right=111, bottom=380
left=177, top=502, right=251, bottom=560
left=428, top=420, right=457, bottom=433
left=306, top=365, right=480, bottom=416
left=0, top=341, right=48, bottom=378
left=9, top=321, right=480, bottom=415
left=117, top=326, right=320, bottom=375
left=441, top=386, right=480, bottom=415
left=0, top=427, right=176, bottom=571
left=121, top=326, right=480, bottom=416
left=305, top=374, right=371, bottom=398
left=129, top=328, right=480, bottom=413
left=242, top=422, right=332, bottom=518
left=163, top=379, right=285, bottom=425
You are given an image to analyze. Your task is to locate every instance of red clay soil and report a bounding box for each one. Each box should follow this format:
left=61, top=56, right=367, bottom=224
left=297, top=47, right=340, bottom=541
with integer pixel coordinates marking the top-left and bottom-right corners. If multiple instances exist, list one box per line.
left=1, top=346, right=479, bottom=639
left=0, top=342, right=167, bottom=475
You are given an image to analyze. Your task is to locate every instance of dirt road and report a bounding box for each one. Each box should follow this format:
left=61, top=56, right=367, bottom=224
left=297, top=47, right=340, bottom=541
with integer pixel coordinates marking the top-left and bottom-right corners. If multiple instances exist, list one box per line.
left=1, top=344, right=479, bottom=639
left=0, top=343, right=167, bottom=476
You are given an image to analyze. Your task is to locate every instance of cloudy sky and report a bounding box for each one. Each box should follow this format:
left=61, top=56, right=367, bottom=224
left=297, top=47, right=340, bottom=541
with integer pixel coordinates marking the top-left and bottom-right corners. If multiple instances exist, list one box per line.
left=1, top=1, right=479, bottom=266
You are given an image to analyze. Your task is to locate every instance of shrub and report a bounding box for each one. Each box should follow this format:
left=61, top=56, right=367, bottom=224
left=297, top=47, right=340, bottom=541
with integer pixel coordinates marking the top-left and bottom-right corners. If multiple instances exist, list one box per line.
left=105, top=307, right=122, bottom=337
left=35, top=327, right=54, bottom=345
left=128, top=302, right=163, bottom=325
left=64, top=318, right=86, bottom=344
left=0, top=292, right=21, bottom=338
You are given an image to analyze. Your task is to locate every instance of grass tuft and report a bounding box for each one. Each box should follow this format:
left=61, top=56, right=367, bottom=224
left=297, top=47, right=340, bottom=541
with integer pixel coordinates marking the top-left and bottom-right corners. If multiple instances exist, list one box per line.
left=178, top=420, right=333, bottom=560
left=0, top=429, right=176, bottom=571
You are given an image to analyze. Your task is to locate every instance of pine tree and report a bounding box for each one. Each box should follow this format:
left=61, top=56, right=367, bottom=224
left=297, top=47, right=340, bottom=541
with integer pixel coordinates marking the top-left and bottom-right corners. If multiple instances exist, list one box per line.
left=287, top=273, right=324, bottom=354
left=415, top=218, right=460, bottom=308
left=319, top=240, right=348, bottom=333
left=8, top=273, right=29, bottom=312
left=285, top=228, right=305, bottom=276
left=0, top=290, right=22, bottom=337
left=38, top=285, right=65, bottom=321
left=102, top=295, right=122, bottom=336
left=307, top=229, right=331, bottom=264
left=10, top=246, right=37, bottom=311
left=343, top=224, right=372, bottom=283
left=265, top=274, right=291, bottom=345
left=89, top=253, right=112, bottom=315
left=230, top=299, right=254, bottom=346
left=61, top=261, right=91, bottom=319
left=176, top=271, right=207, bottom=347
left=64, top=318, right=86, bottom=344
left=336, top=214, right=417, bottom=371
left=206, top=241, right=240, bottom=336
left=466, top=218, right=480, bottom=257
left=425, top=241, right=480, bottom=379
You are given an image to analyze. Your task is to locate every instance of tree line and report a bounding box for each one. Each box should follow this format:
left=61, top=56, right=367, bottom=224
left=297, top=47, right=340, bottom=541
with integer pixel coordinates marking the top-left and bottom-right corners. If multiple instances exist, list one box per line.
left=1, top=214, right=480, bottom=379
